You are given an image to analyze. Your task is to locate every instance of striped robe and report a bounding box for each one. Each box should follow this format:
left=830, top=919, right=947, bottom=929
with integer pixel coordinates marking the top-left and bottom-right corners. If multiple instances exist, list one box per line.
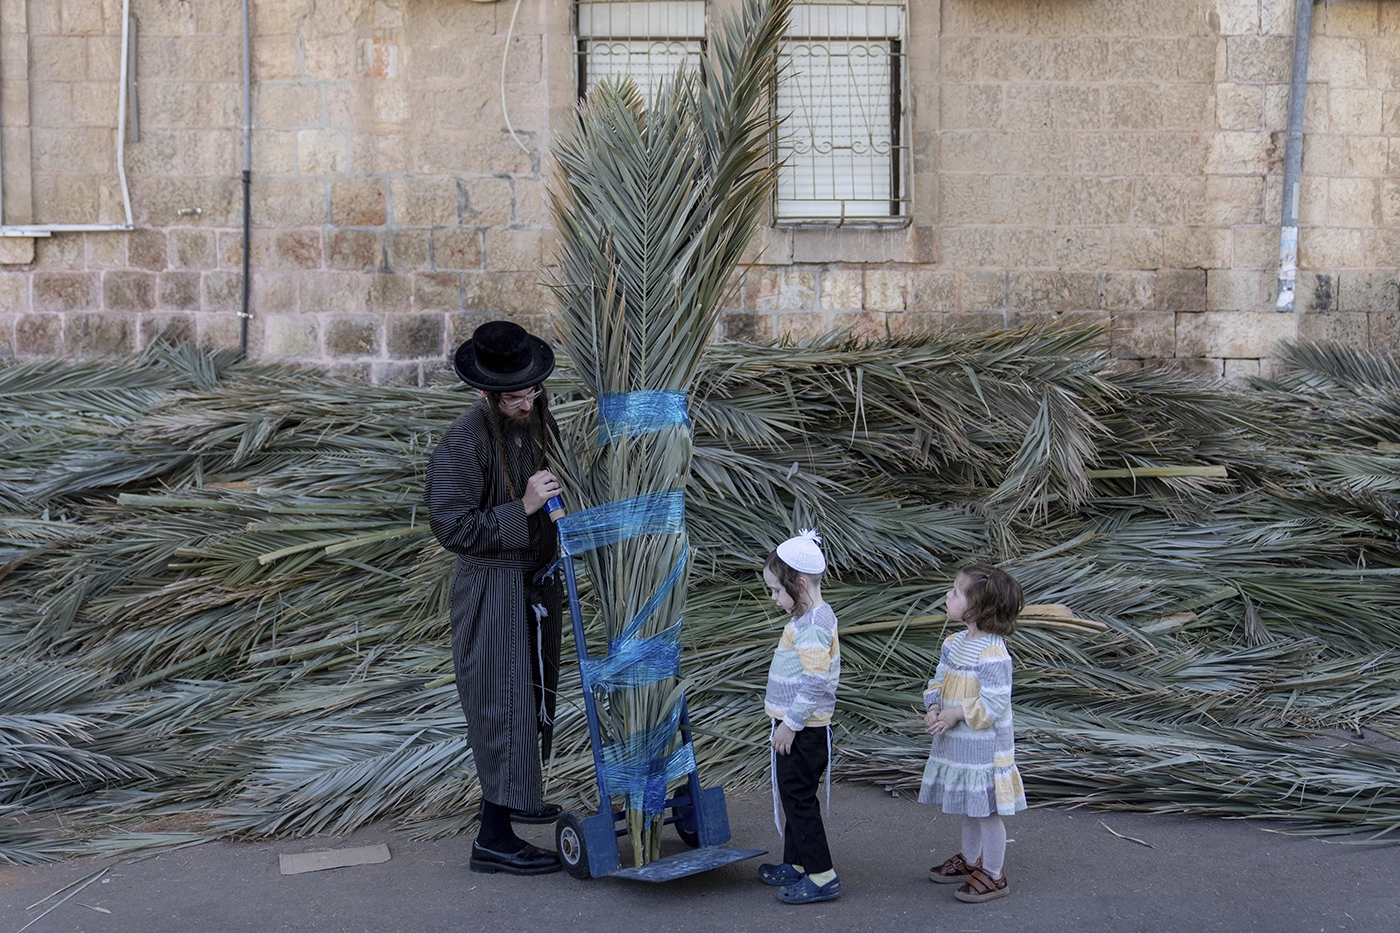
left=918, top=630, right=1027, bottom=817
left=424, top=399, right=561, bottom=812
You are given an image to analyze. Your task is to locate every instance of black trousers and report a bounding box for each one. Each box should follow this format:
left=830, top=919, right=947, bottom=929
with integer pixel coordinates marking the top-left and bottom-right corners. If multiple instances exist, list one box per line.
left=775, top=722, right=833, bottom=874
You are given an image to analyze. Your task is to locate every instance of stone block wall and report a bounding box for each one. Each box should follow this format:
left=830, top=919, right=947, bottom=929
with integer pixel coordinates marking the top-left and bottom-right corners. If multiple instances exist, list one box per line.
left=720, top=0, right=1400, bottom=378
left=0, top=0, right=1397, bottom=380
left=0, top=0, right=564, bottom=383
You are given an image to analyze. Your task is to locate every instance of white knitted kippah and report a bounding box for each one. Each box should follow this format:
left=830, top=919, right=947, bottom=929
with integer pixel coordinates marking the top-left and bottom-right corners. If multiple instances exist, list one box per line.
left=776, top=528, right=826, bottom=575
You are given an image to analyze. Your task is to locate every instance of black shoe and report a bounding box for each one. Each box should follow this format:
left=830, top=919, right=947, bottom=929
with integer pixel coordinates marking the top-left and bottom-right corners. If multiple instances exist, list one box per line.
left=469, top=841, right=561, bottom=876
left=508, top=803, right=562, bottom=825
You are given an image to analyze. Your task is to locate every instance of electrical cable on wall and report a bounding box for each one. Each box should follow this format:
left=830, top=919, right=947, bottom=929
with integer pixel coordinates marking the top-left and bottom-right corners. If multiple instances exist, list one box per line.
left=502, top=0, right=531, bottom=155
left=474, top=0, right=532, bottom=156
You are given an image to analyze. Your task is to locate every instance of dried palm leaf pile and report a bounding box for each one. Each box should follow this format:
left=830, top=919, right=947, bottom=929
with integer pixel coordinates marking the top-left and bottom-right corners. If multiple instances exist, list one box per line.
left=2, top=332, right=1399, bottom=866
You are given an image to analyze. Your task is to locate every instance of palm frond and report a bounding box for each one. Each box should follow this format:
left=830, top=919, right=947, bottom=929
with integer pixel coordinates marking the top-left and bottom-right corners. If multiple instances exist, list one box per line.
left=3, top=329, right=1400, bottom=856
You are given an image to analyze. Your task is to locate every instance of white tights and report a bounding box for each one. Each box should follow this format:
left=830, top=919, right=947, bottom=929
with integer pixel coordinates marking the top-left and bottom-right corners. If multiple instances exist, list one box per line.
left=960, top=814, right=1007, bottom=877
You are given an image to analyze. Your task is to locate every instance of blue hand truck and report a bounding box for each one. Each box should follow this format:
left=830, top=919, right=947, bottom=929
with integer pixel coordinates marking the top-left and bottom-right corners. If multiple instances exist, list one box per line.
left=552, top=548, right=765, bottom=882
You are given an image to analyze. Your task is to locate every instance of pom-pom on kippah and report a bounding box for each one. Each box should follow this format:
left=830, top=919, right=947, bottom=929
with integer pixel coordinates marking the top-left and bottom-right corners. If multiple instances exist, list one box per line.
left=776, top=528, right=826, bottom=575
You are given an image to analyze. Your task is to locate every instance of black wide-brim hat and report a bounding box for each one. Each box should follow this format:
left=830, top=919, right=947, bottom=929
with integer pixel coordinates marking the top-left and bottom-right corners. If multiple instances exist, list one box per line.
left=453, top=321, right=555, bottom=392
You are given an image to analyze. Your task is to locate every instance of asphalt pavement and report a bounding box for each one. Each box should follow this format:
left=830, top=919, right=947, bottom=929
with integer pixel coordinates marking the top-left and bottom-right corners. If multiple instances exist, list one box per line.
left=3, top=782, right=1397, bottom=933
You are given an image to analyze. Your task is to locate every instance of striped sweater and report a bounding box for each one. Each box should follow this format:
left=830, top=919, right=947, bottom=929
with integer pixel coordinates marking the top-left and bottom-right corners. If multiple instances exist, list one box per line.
left=764, top=601, right=840, bottom=731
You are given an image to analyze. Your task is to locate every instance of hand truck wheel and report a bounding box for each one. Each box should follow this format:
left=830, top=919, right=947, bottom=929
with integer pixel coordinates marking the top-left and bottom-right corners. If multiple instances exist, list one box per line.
left=556, top=811, right=592, bottom=879
left=672, top=804, right=700, bottom=848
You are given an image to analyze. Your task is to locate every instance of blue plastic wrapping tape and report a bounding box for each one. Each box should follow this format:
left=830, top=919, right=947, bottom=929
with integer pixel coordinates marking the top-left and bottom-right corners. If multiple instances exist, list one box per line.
left=579, top=544, right=688, bottom=690
left=581, top=621, right=682, bottom=691
left=617, top=544, right=687, bottom=644
left=601, top=743, right=697, bottom=814
left=556, top=489, right=685, bottom=556
left=556, top=413, right=695, bottom=816
left=600, top=702, right=698, bottom=814
left=598, top=390, right=690, bottom=445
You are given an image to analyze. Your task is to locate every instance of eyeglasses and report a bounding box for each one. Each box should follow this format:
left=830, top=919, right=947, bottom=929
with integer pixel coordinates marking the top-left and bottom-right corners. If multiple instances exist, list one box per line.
left=499, top=388, right=542, bottom=410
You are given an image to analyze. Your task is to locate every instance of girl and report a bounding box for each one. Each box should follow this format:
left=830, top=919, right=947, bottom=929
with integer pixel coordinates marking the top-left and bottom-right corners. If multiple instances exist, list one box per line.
left=758, top=530, right=842, bottom=905
left=920, top=563, right=1026, bottom=903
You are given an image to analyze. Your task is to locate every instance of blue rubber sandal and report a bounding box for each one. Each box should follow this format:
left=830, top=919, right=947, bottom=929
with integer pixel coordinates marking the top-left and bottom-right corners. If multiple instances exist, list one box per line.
left=758, top=862, right=805, bottom=886
left=778, top=874, right=841, bottom=904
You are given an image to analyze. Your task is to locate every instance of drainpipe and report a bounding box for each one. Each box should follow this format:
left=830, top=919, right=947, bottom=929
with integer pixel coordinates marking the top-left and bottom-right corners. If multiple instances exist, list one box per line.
left=1275, top=0, right=1319, bottom=313
left=239, top=0, right=253, bottom=359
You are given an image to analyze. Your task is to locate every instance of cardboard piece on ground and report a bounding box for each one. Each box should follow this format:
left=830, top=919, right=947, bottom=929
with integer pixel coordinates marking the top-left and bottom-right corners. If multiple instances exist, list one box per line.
left=279, top=843, right=391, bottom=875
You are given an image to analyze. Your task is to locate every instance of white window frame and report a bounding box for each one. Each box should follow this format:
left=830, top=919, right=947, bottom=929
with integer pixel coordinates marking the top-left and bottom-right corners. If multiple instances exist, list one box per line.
left=774, top=2, right=908, bottom=226
left=575, top=1, right=708, bottom=108
left=0, top=0, right=135, bottom=234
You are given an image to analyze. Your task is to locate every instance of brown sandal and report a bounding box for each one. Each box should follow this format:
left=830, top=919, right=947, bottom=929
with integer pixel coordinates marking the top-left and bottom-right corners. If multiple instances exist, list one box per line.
left=929, top=852, right=979, bottom=884
left=954, top=866, right=1009, bottom=903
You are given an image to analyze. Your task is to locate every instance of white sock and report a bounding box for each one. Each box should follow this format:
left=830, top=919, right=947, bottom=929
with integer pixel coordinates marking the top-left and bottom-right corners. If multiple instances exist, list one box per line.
left=960, top=815, right=982, bottom=864
left=977, top=815, right=1007, bottom=877
left=807, top=869, right=837, bottom=885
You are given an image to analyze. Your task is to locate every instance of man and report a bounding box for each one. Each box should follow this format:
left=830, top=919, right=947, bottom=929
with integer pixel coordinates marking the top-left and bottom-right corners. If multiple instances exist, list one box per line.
left=425, top=320, right=565, bottom=875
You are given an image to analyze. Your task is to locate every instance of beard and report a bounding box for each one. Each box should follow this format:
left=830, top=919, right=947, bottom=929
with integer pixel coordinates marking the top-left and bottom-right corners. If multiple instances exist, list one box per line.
left=491, top=397, right=540, bottom=445
left=501, top=412, right=530, bottom=444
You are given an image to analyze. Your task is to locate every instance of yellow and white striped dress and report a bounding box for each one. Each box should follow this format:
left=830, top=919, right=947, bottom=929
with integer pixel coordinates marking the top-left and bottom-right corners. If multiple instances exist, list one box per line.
left=918, top=631, right=1026, bottom=817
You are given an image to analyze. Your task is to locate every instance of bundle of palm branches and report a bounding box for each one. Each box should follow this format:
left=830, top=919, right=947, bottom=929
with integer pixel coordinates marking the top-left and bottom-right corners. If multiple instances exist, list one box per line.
left=2, top=333, right=1398, bottom=866
left=545, top=0, right=789, bottom=864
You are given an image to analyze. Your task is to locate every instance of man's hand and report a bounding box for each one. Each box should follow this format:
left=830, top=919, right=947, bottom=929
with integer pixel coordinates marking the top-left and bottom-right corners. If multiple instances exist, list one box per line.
left=772, top=722, right=797, bottom=755
left=522, top=470, right=560, bottom=515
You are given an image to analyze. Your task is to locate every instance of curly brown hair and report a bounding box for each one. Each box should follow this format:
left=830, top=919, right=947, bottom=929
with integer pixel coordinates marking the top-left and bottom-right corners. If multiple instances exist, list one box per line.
left=956, top=563, right=1024, bottom=637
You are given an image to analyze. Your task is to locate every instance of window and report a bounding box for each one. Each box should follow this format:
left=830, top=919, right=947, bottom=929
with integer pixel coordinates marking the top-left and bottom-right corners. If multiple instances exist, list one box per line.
left=575, top=1, right=707, bottom=107
left=775, top=3, right=908, bottom=225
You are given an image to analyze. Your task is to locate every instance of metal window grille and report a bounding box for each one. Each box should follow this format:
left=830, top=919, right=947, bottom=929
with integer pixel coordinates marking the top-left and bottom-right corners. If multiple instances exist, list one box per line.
left=775, top=3, right=908, bottom=225
left=576, top=2, right=707, bottom=108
